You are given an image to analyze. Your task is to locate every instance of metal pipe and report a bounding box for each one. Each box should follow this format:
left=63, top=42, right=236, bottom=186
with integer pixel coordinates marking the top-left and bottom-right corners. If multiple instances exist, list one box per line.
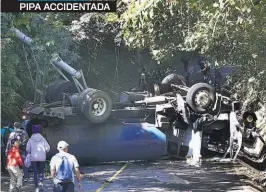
left=50, top=62, right=70, bottom=82
left=72, top=78, right=82, bottom=93
left=134, top=96, right=169, bottom=105
left=51, top=54, right=81, bottom=79
left=12, top=28, right=82, bottom=79
left=11, top=28, right=33, bottom=45
left=73, top=78, right=84, bottom=91
left=80, top=70, right=88, bottom=89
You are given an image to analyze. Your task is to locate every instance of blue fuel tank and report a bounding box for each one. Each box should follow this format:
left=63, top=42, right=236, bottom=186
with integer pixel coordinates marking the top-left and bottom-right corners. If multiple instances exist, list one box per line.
left=44, top=116, right=166, bottom=165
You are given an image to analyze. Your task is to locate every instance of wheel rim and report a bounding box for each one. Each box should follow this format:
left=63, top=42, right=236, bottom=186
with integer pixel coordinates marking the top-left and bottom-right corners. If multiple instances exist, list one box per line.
left=194, top=90, right=211, bottom=108
left=91, top=98, right=107, bottom=116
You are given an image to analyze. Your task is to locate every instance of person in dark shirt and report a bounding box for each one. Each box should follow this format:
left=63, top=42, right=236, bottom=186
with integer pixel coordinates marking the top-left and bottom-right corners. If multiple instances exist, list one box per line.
left=26, top=117, right=43, bottom=138
left=198, top=58, right=212, bottom=84
left=181, top=57, right=190, bottom=86
left=1, top=122, right=14, bottom=174
left=139, top=72, right=148, bottom=92
left=131, top=67, right=149, bottom=92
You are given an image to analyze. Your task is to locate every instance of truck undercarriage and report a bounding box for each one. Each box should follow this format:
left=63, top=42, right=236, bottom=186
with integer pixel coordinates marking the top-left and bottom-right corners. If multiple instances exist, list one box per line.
left=12, top=27, right=265, bottom=171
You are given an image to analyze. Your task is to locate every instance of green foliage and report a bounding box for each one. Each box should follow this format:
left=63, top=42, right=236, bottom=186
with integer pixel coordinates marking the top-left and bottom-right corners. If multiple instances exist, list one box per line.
left=1, top=13, right=79, bottom=120
left=1, top=38, right=24, bottom=120
left=120, top=0, right=194, bottom=61
left=120, top=0, right=266, bottom=106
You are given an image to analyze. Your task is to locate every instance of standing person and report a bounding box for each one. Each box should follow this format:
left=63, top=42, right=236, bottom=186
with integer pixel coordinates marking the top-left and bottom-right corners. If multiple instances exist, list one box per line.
left=181, top=56, right=191, bottom=86
left=5, top=122, right=30, bottom=182
left=26, top=124, right=50, bottom=191
left=21, top=120, right=30, bottom=131
left=198, top=58, right=212, bottom=85
left=50, top=141, right=82, bottom=192
left=1, top=122, right=14, bottom=174
left=1, top=123, right=14, bottom=146
left=6, top=138, right=23, bottom=192
left=25, top=116, right=45, bottom=138
left=138, top=67, right=149, bottom=92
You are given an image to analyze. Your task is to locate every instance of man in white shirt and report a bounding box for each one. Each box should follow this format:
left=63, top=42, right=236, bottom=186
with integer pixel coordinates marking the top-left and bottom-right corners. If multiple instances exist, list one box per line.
left=50, top=141, right=81, bottom=192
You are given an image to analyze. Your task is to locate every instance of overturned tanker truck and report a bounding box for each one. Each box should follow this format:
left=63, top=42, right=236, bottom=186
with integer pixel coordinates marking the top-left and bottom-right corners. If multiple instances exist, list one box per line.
left=13, top=27, right=264, bottom=167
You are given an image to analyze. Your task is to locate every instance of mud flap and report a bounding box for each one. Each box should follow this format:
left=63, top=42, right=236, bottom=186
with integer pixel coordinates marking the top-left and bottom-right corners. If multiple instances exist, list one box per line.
left=158, top=94, right=193, bottom=158
left=165, top=124, right=192, bottom=158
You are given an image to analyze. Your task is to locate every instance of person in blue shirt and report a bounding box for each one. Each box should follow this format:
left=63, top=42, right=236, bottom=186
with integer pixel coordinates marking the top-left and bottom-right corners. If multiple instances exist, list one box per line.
left=1, top=122, right=14, bottom=146
left=21, top=119, right=30, bottom=131
left=1, top=122, right=14, bottom=174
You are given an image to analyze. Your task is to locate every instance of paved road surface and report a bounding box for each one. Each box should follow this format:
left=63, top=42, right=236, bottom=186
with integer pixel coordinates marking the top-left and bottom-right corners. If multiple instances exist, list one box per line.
left=1, top=160, right=262, bottom=192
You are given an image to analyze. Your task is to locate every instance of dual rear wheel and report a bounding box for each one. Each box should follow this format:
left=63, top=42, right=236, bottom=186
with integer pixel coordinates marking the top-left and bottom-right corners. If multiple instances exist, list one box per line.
left=45, top=80, right=112, bottom=123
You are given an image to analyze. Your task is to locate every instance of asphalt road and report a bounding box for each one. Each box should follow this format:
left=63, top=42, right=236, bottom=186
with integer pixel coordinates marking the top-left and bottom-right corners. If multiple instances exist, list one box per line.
left=1, top=159, right=262, bottom=192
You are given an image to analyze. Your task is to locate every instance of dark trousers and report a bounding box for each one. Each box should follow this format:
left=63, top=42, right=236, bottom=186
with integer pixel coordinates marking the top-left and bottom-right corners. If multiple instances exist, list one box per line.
left=20, top=151, right=30, bottom=179
left=1, top=146, right=7, bottom=173
left=31, top=161, right=45, bottom=187
left=53, top=182, right=74, bottom=192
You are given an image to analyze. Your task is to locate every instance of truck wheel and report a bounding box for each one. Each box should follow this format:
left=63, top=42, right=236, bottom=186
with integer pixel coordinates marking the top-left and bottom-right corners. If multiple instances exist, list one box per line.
left=45, top=80, right=63, bottom=103
left=80, top=88, right=112, bottom=123
left=186, top=83, right=216, bottom=114
left=49, top=80, right=78, bottom=102
left=77, top=88, right=95, bottom=111
left=161, top=74, right=187, bottom=93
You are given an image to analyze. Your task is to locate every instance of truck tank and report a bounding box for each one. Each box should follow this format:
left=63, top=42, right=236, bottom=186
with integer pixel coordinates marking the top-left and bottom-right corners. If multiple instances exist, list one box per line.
left=44, top=117, right=166, bottom=165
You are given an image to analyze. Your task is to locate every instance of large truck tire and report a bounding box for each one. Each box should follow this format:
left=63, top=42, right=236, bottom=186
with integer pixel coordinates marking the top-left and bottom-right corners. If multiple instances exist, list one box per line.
left=79, top=88, right=112, bottom=123
left=186, top=83, right=216, bottom=114
left=160, top=74, right=187, bottom=93
left=77, top=88, right=95, bottom=110
left=45, top=80, right=63, bottom=103
left=47, top=80, right=78, bottom=103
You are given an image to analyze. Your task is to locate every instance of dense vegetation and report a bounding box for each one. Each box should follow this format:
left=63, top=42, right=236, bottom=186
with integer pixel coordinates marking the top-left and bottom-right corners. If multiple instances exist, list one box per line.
left=1, top=0, right=266, bottom=123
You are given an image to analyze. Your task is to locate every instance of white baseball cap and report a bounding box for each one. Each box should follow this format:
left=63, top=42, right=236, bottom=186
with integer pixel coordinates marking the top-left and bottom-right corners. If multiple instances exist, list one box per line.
left=57, top=141, right=69, bottom=150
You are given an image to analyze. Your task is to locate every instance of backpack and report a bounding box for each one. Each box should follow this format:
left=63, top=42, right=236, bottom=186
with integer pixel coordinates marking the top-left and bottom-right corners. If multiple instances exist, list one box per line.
left=14, top=130, right=28, bottom=150
left=3, top=128, right=11, bottom=145
left=55, top=155, right=73, bottom=183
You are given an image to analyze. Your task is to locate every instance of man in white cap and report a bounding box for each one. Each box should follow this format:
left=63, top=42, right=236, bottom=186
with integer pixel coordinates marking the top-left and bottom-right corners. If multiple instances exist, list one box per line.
left=50, top=141, right=81, bottom=192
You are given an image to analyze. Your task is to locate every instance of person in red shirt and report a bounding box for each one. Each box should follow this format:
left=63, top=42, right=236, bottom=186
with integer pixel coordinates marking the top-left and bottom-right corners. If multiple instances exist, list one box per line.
left=6, top=138, right=23, bottom=192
